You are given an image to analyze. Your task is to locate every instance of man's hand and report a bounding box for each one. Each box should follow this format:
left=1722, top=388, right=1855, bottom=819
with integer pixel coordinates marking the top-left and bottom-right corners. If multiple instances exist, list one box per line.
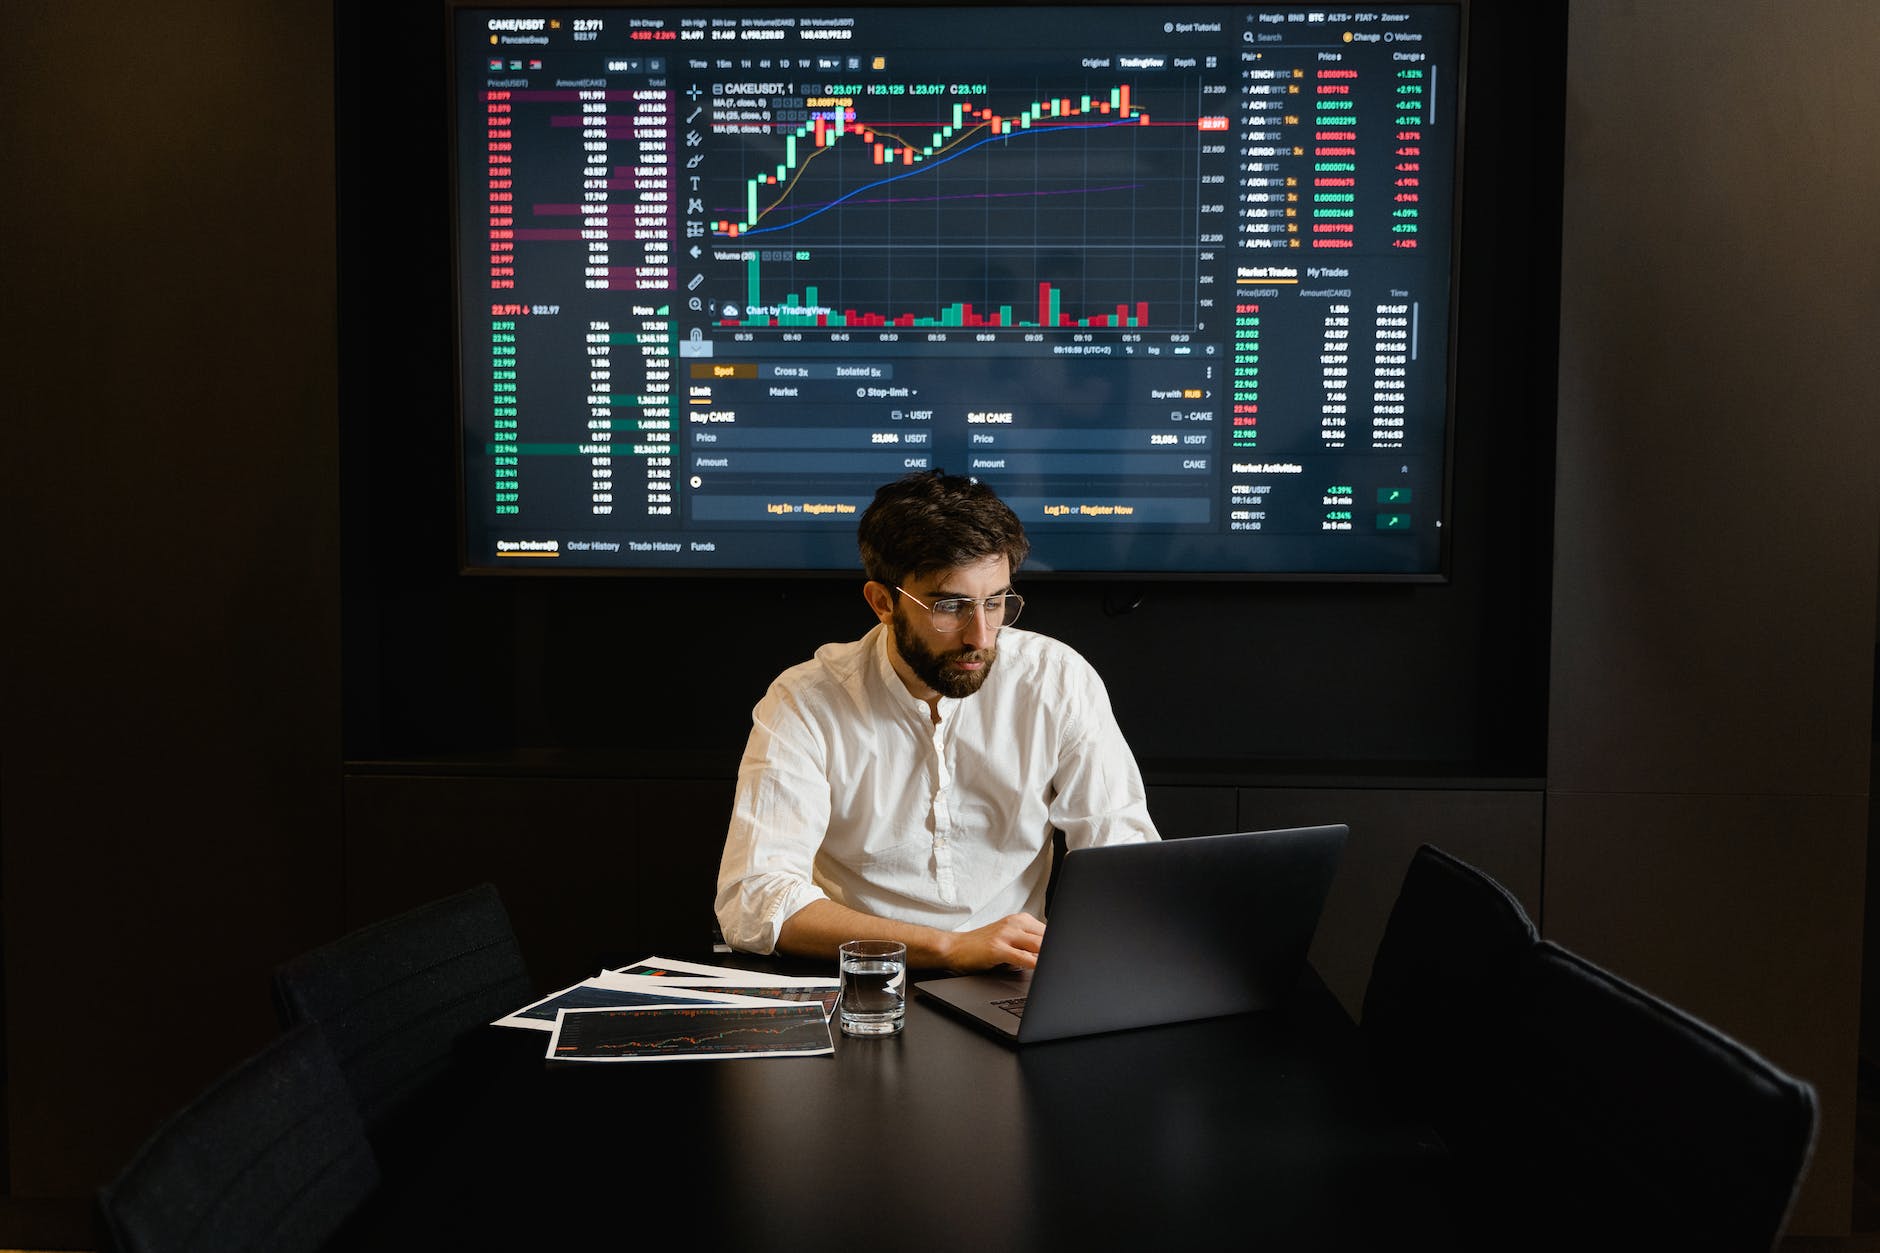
left=942, top=912, right=1045, bottom=972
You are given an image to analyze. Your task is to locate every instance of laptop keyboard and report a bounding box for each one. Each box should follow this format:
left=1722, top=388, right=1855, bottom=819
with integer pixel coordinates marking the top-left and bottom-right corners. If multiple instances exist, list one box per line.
left=992, top=996, right=1028, bottom=1019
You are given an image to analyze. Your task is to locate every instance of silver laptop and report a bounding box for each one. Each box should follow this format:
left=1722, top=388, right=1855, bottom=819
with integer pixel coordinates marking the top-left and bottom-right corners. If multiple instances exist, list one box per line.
left=914, top=824, right=1347, bottom=1044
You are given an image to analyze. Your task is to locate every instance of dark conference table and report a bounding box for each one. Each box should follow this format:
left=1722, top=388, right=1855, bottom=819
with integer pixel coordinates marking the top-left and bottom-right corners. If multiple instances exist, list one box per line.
left=350, top=957, right=1460, bottom=1252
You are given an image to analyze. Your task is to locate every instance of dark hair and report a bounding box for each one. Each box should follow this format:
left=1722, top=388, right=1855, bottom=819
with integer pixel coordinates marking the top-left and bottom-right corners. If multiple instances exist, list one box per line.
left=857, top=471, right=1030, bottom=588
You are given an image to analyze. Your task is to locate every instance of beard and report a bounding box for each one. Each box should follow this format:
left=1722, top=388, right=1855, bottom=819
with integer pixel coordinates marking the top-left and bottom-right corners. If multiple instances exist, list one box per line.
left=892, top=608, right=999, bottom=699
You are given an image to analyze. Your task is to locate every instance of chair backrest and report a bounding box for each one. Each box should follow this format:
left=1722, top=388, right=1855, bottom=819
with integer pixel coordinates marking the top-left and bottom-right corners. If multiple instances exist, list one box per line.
left=1364, top=846, right=1819, bottom=1252
left=271, top=882, right=533, bottom=1140
left=1495, top=940, right=1818, bottom=1252
left=96, top=1023, right=379, bottom=1253
left=1361, top=843, right=1540, bottom=1139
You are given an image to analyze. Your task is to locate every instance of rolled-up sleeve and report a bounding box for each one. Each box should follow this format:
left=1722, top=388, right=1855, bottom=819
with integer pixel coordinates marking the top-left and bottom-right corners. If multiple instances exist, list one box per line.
left=714, top=687, right=834, bottom=953
left=1048, top=665, right=1159, bottom=851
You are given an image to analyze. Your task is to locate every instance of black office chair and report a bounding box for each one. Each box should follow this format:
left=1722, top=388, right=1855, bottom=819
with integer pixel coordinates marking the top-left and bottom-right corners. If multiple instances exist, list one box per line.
left=1361, top=843, right=1540, bottom=1143
left=95, top=1023, right=379, bottom=1253
left=1484, top=940, right=1818, bottom=1252
left=1364, top=846, right=1819, bottom=1252
left=271, top=882, right=533, bottom=1160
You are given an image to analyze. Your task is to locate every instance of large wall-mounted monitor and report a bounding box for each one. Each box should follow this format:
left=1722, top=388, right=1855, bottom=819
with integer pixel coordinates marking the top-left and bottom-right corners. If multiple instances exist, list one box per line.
left=453, top=2, right=1464, bottom=577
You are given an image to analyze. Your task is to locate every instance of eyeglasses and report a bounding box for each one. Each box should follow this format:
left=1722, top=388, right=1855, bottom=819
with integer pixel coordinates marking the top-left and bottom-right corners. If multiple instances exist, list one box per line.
left=895, top=587, right=1025, bottom=633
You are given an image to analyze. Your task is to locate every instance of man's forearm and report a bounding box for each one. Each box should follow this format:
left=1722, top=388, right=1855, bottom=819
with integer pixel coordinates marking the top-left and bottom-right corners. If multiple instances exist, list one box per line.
left=775, top=898, right=961, bottom=969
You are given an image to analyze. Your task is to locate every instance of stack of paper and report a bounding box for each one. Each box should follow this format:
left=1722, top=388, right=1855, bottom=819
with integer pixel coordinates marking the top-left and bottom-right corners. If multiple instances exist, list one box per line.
left=492, top=955, right=841, bottom=1061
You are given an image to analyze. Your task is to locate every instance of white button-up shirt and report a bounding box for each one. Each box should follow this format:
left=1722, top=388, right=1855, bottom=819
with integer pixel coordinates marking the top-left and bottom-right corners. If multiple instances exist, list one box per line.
left=715, top=624, right=1159, bottom=954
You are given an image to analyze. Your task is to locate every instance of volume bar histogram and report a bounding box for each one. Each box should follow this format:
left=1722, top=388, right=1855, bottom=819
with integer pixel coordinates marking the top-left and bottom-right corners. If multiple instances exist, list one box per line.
left=725, top=255, right=1150, bottom=329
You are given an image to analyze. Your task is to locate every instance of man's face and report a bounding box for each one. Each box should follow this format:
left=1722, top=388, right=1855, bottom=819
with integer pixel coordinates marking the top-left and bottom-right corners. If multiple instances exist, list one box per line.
left=886, top=554, right=1011, bottom=700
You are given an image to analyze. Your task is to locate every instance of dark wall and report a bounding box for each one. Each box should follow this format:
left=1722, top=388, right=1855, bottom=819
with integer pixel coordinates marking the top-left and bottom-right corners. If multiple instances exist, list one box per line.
left=1543, top=1, right=1880, bottom=1230
left=340, top=0, right=1565, bottom=780
left=5, top=0, right=343, bottom=1211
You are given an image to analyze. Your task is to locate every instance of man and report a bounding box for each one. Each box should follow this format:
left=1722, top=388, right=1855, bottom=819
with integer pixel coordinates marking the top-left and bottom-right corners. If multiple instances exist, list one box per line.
left=715, top=470, right=1158, bottom=972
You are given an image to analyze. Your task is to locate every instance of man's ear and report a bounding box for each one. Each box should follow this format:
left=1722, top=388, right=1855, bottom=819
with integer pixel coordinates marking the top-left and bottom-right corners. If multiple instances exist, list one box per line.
left=862, top=580, right=896, bottom=625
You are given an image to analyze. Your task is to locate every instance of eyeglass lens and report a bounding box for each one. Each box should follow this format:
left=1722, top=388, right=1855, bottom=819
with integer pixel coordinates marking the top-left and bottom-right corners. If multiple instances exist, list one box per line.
left=930, top=594, right=1023, bottom=631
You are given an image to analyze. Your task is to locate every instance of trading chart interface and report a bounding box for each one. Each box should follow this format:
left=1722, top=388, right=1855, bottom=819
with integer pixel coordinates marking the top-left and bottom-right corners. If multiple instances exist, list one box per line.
left=456, top=4, right=1462, bottom=574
